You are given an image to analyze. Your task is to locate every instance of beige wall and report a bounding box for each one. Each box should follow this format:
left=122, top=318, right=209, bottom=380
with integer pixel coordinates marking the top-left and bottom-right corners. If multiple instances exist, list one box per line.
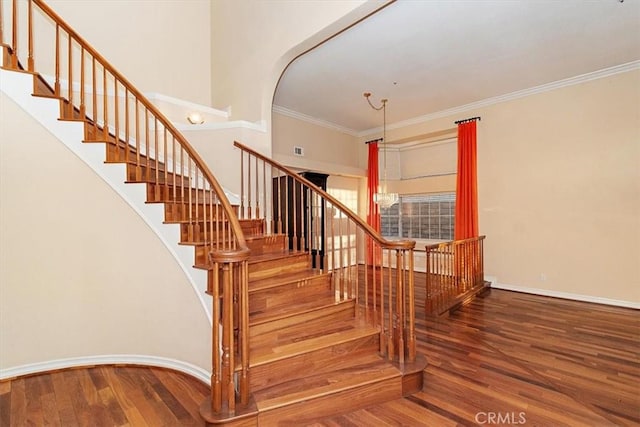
left=210, top=0, right=385, bottom=123
left=368, top=70, right=640, bottom=303
left=272, top=111, right=364, bottom=176
left=44, top=0, right=212, bottom=106
left=0, top=93, right=211, bottom=373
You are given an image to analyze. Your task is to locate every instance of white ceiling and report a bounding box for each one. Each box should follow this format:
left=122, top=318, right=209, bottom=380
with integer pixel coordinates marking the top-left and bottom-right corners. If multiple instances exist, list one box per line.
left=273, top=0, right=640, bottom=136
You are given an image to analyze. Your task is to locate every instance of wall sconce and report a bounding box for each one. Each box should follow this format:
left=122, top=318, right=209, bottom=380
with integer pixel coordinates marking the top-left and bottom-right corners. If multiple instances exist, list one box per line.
left=187, top=112, right=204, bottom=124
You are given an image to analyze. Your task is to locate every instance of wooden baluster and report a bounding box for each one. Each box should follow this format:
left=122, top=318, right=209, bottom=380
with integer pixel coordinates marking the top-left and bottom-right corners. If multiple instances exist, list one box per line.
left=247, top=154, right=252, bottom=219
left=10, top=0, right=17, bottom=68
left=180, top=145, right=185, bottom=221
left=292, top=178, right=298, bottom=251
left=262, top=159, right=268, bottom=232
left=408, top=248, right=416, bottom=362
left=90, top=55, right=95, bottom=133
left=27, top=0, right=33, bottom=71
left=79, top=47, right=85, bottom=118
left=396, top=249, right=405, bottom=364
left=276, top=168, right=282, bottom=234
left=347, top=220, right=352, bottom=297
left=55, top=25, right=61, bottom=95
left=67, top=35, right=72, bottom=118
left=387, top=251, right=394, bottom=361
left=135, top=99, right=141, bottom=180
left=172, top=135, right=176, bottom=204
left=380, top=248, right=386, bottom=355
left=154, top=117, right=159, bottom=186
left=239, top=260, right=250, bottom=405
left=114, top=80, right=119, bottom=161
left=124, top=89, right=129, bottom=161
left=102, top=66, right=108, bottom=139
left=338, top=211, right=344, bottom=298
left=144, top=108, right=149, bottom=180
left=163, top=128, right=168, bottom=200
left=188, top=156, right=193, bottom=242
left=425, top=247, right=431, bottom=313
left=255, top=156, right=260, bottom=219
left=284, top=175, right=289, bottom=247
left=194, top=167, right=200, bottom=245
left=329, top=202, right=336, bottom=290
left=240, top=151, right=244, bottom=219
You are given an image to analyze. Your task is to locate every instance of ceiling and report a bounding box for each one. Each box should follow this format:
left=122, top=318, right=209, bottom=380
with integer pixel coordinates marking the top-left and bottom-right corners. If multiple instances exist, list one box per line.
left=273, top=0, right=640, bottom=136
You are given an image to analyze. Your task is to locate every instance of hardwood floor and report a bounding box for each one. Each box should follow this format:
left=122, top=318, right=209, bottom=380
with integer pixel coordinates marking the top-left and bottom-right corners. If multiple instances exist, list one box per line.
left=2, top=289, right=638, bottom=426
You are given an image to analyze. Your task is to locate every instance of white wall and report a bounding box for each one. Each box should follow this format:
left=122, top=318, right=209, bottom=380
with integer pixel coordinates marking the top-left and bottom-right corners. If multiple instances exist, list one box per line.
left=44, top=0, right=212, bottom=106
left=210, top=0, right=386, bottom=124
left=361, top=69, right=640, bottom=304
left=0, top=92, right=211, bottom=377
left=272, top=111, right=364, bottom=176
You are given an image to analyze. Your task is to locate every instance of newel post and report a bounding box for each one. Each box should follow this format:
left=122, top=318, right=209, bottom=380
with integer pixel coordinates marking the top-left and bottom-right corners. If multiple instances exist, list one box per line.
left=202, top=247, right=250, bottom=420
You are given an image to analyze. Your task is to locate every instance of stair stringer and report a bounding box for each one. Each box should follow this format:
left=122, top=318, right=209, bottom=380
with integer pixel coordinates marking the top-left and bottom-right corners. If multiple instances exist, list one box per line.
left=0, top=67, right=212, bottom=324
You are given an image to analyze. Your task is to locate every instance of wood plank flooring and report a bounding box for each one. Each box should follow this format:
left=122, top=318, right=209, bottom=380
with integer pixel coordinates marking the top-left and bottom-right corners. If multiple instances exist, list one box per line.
left=2, top=289, right=638, bottom=426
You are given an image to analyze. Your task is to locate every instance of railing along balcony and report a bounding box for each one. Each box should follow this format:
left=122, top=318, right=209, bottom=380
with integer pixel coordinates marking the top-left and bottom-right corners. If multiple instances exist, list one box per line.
left=425, top=235, right=486, bottom=316
left=235, top=141, right=417, bottom=364
left=2, top=0, right=250, bottom=415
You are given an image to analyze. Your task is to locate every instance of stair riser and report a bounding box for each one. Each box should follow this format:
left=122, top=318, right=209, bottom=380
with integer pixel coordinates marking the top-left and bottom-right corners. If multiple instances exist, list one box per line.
left=248, top=254, right=310, bottom=281
left=250, top=301, right=355, bottom=335
left=164, top=203, right=235, bottom=223
left=146, top=183, right=214, bottom=204
left=179, top=219, right=263, bottom=243
left=192, top=235, right=285, bottom=264
left=249, top=275, right=331, bottom=315
left=250, top=335, right=379, bottom=392
left=257, top=375, right=402, bottom=426
left=246, top=235, right=286, bottom=256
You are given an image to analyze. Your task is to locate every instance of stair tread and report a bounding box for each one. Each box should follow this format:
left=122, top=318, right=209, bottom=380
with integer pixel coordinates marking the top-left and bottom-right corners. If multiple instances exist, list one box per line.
left=180, top=233, right=285, bottom=246
left=253, top=353, right=400, bottom=411
left=250, top=292, right=346, bottom=325
left=249, top=269, right=330, bottom=293
left=250, top=316, right=378, bottom=367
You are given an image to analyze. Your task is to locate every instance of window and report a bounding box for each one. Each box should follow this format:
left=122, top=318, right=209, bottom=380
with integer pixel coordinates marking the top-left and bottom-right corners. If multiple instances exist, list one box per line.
left=380, top=193, right=455, bottom=241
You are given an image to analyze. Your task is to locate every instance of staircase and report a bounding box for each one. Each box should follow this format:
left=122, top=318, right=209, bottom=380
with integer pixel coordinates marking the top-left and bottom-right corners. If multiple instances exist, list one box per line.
left=1, top=1, right=424, bottom=425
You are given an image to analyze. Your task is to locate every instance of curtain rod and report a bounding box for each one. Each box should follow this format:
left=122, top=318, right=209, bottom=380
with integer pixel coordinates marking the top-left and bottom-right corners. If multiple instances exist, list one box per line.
left=454, top=116, right=481, bottom=125
left=365, top=138, right=383, bottom=144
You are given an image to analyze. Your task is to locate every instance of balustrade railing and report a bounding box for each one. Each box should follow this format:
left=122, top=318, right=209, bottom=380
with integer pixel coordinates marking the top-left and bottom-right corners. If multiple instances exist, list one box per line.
left=425, top=235, right=486, bottom=315
left=2, top=0, right=249, bottom=415
left=235, top=141, right=417, bottom=364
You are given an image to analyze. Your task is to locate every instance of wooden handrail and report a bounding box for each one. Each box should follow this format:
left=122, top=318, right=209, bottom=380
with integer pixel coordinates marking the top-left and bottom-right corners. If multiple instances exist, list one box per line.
left=234, top=141, right=415, bottom=252
left=31, top=0, right=247, bottom=252
left=426, top=235, right=486, bottom=250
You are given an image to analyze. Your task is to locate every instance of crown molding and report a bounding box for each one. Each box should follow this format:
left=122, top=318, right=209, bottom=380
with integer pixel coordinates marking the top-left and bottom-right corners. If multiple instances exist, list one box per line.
left=272, top=105, right=359, bottom=136
left=274, top=61, right=640, bottom=138
left=358, top=60, right=640, bottom=137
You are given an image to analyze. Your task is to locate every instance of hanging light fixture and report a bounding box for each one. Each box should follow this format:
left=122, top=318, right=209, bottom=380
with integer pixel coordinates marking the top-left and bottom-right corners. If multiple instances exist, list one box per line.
left=364, top=92, right=398, bottom=208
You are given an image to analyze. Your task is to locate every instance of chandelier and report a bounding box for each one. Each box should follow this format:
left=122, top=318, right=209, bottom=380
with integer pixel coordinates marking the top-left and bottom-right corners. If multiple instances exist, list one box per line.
left=364, top=92, right=398, bottom=208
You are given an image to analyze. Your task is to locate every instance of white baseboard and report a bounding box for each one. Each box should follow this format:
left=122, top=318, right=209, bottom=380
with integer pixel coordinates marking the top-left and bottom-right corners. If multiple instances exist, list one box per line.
left=0, top=354, right=210, bottom=383
left=491, top=282, right=640, bottom=310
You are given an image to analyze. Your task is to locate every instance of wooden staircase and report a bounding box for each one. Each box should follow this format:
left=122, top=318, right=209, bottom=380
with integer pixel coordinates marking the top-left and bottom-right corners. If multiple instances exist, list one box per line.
left=1, top=1, right=424, bottom=424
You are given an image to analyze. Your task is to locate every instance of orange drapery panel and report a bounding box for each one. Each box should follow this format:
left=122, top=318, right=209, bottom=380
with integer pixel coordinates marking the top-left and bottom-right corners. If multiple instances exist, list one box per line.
left=454, top=121, right=479, bottom=240
left=367, top=142, right=380, bottom=264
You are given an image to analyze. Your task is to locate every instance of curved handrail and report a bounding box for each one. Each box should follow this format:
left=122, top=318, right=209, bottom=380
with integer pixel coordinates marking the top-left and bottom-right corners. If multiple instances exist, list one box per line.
left=32, top=0, right=248, bottom=252
left=234, top=141, right=415, bottom=251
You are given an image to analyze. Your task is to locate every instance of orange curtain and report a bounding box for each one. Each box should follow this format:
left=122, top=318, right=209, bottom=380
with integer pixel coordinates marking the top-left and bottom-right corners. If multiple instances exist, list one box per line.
left=454, top=121, right=478, bottom=240
left=367, top=142, right=380, bottom=264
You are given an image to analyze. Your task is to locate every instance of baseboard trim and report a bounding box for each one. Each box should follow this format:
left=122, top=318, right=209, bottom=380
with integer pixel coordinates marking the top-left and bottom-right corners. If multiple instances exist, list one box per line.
left=491, top=282, right=640, bottom=310
left=0, top=354, right=210, bottom=384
